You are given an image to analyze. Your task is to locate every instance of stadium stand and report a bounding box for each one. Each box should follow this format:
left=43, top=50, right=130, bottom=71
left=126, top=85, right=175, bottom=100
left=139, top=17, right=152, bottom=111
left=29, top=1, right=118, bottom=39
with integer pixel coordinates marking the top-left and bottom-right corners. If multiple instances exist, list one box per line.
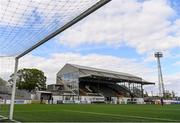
left=55, top=64, right=155, bottom=103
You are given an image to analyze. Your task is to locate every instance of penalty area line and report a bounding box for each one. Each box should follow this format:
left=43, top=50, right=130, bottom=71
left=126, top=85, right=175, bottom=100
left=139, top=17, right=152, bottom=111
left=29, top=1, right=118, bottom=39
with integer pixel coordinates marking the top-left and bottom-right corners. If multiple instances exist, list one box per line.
left=63, top=109, right=180, bottom=122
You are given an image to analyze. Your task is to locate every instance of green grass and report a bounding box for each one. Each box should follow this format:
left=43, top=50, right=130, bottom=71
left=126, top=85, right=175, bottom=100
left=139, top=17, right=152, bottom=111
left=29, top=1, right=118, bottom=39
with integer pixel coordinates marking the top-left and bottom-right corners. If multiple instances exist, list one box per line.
left=2, top=104, right=180, bottom=122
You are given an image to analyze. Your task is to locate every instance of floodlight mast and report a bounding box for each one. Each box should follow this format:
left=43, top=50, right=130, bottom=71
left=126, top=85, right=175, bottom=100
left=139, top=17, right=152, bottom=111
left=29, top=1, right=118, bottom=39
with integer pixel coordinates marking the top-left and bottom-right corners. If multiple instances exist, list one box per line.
left=9, top=0, right=111, bottom=120
left=154, top=52, right=165, bottom=97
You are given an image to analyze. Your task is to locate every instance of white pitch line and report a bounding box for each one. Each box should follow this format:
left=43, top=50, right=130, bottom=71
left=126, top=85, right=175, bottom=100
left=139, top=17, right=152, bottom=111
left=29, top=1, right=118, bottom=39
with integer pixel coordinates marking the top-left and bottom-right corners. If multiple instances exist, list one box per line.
left=0, top=114, right=7, bottom=120
left=0, top=114, right=21, bottom=123
left=161, top=109, right=180, bottom=111
left=63, top=109, right=180, bottom=122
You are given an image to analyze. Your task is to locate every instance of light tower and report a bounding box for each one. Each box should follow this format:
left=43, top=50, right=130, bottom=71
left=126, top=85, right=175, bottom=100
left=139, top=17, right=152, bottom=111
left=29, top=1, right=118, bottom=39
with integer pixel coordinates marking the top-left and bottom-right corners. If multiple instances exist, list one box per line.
left=154, top=52, right=165, bottom=97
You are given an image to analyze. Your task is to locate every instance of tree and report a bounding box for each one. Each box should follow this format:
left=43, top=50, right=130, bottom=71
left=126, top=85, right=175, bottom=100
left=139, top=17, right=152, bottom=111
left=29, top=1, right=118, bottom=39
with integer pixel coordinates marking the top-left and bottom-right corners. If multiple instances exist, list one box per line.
left=9, top=68, right=46, bottom=92
left=144, top=91, right=149, bottom=97
left=172, top=91, right=176, bottom=98
left=164, top=90, right=172, bottom=99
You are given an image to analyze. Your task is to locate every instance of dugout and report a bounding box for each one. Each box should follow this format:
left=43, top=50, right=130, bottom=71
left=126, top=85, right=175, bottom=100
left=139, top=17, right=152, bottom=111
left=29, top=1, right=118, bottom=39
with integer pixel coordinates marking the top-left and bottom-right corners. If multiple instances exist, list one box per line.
left=33, top=91, right=52, bottom=101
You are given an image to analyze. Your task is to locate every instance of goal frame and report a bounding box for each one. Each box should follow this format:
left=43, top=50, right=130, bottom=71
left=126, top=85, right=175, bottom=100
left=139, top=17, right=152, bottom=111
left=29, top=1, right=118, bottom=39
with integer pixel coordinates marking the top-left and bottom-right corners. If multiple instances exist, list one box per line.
left=9, top=0, right=111, bottom=120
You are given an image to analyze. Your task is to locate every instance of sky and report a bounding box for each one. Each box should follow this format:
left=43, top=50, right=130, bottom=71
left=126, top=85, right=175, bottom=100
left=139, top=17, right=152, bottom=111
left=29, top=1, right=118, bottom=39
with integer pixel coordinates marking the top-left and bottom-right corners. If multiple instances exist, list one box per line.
left=0, top=0, right=180, bottom=96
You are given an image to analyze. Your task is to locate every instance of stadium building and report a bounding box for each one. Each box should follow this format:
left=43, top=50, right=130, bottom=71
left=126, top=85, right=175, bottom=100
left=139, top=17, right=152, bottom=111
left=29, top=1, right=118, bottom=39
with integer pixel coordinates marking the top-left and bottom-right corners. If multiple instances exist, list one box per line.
left=55, top=64, right=154, bottom=104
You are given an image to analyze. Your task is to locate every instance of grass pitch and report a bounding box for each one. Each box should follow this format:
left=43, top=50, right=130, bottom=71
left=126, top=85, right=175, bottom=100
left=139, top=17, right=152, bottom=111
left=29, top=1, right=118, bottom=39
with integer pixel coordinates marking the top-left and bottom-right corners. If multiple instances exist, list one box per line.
left=1, top=104, right=180, bottom=122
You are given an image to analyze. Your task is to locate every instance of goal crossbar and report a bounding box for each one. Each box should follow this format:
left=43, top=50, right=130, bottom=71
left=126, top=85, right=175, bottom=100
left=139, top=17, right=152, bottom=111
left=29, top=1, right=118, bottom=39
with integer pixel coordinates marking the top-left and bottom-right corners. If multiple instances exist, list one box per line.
left=8, top=0, right=111, bottom=120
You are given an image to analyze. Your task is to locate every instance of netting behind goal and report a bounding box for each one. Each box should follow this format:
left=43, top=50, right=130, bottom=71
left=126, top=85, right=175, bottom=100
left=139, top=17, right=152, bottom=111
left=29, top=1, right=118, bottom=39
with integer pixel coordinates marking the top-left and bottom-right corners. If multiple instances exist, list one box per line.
left=0, top=0, right=102, bottom=57
left=0, top=0, right=110, bottom=120
left=0, top=57, right=14, bottom=119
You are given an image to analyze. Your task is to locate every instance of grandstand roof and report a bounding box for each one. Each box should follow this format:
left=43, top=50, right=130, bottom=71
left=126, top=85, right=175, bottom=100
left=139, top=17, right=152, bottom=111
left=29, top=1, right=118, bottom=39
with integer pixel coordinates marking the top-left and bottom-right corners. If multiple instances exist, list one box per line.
left=68, top=64, right=155, bottom=85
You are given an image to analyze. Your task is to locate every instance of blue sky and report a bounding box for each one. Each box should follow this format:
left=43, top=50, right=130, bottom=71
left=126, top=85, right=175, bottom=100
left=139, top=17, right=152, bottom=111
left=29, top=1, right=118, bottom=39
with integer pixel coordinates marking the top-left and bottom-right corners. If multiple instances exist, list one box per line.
left=0, top=0, right=180, bottom=96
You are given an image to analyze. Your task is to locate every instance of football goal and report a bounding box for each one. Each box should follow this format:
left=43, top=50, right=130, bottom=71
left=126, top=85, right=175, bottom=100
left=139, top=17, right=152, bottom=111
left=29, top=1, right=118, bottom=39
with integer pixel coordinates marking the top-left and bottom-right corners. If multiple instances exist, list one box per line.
left=0, top=0, right=111, bottom=121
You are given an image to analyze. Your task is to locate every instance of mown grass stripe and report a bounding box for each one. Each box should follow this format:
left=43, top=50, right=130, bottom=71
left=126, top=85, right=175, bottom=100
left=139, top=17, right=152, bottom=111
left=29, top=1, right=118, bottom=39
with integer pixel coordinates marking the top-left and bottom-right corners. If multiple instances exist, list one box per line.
left=63, top=109, right=180, bottom=122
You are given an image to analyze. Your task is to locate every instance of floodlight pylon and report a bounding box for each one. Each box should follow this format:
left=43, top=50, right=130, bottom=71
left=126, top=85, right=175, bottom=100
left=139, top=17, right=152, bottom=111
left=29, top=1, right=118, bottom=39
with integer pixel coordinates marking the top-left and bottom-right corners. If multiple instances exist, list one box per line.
left=154, top=52, right=165, bottom=97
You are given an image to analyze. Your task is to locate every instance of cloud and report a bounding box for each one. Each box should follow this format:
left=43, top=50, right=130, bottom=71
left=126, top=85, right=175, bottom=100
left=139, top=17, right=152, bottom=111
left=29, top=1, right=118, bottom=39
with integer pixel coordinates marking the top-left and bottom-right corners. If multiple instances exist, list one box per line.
left=174, top=61, right=180, bottom=66
left=163, top=72, right=180, bottom=95
left=0, top=57, right=15, bottom=80
left=58, top=0, right=180, bottom=54
left=19, top=53, right=154, bottom=84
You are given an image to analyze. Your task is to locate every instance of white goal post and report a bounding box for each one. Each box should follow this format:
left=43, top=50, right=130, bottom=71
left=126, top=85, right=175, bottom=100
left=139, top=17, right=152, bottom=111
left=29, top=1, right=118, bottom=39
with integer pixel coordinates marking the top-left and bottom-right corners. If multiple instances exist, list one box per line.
left=5, top=0, right=111, bottom=120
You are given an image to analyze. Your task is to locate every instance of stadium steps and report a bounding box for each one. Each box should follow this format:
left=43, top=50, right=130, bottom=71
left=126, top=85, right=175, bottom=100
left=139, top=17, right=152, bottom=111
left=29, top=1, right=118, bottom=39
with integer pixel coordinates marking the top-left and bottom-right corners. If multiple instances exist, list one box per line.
left=120, top=85, right=142, bottom=97
left=79, top=88, right=87, bottom=96
left=98, top=85, right=117, bottom=97
left=107, top=84, right=132, bottom=97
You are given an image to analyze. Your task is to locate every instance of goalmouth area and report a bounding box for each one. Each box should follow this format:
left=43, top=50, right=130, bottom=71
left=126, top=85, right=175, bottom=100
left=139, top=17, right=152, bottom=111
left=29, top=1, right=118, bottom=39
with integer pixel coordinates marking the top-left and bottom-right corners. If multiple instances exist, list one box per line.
left=1, top=104, right=180, bottom=122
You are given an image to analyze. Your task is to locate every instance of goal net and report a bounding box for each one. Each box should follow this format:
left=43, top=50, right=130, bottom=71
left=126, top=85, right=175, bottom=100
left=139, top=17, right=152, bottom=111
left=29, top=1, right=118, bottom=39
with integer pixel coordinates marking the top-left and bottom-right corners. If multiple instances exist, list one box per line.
left=0, top=57, right=14, bottom=119
left=0, top=0, right=110, bottom=121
